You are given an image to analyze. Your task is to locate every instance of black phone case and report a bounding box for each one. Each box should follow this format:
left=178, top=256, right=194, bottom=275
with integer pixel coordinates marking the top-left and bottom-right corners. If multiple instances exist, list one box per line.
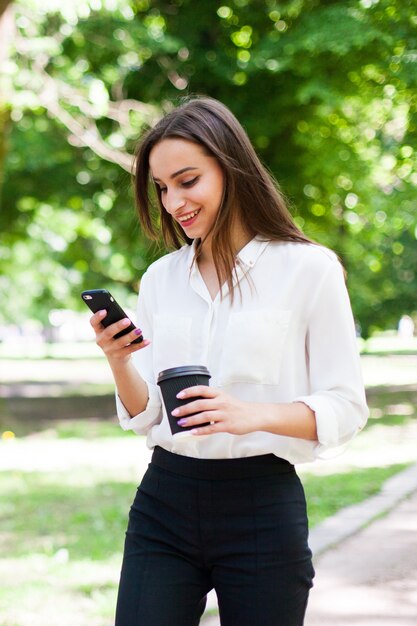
left=81, top=289, right=143, bottom=344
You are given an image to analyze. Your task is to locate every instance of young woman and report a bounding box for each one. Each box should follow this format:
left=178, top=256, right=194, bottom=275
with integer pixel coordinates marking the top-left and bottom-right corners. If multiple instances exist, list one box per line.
left=89, top=97, right=369, bottom=626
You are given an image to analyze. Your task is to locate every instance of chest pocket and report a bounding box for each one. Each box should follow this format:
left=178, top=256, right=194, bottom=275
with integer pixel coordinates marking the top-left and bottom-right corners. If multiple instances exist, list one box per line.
left=152, top=314, right=193, bottom=378
left=219, top=309, right=291, bottom=386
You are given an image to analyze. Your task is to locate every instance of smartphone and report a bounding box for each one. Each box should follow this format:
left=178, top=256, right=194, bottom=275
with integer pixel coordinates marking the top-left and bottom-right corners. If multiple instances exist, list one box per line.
left=81, top=289, right=143, bottom=344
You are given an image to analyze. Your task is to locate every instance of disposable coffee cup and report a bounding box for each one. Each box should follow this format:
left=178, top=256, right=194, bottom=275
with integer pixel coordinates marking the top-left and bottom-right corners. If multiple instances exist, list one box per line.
left=157, top=365, right=211, bottom=438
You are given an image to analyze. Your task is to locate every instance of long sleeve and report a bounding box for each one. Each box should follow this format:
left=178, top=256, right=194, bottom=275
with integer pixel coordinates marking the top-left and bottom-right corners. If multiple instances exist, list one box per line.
left=116, top=270, right=163, bottom=435
left=294, top=260, right=369, bottom=454
left=112, top=240, right=368, bottom=463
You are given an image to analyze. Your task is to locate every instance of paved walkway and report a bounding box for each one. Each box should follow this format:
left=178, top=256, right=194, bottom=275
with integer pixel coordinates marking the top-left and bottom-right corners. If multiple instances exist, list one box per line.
left=305, top=487, right=417, bottom=626
left=3, top=433, right=416, bottom=625
left=1, top=352, right=416, bottom=625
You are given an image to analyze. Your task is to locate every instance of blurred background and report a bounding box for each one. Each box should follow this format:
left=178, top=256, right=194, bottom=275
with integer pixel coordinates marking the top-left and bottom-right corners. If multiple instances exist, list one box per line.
left=0, top=0, right=416, bottom=339
left=0, top=1, right=416, bottom=625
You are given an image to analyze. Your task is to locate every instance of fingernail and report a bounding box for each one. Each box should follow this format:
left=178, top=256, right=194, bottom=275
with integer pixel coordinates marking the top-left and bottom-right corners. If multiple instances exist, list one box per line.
left=121, top=318, right=130, bottom=326
left=98, top=309, right=106, bottom=316
left=171, top=408, right=179, bottom=416
left=177, top=391, right=185, bottom=399
left=134, top=328, right=142, bottom=336
left=177, top=418, right=187, bottom=426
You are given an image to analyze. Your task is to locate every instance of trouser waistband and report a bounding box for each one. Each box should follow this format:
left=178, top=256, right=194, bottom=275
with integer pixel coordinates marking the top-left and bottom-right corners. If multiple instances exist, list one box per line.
left=151, top=445, right=294, bottom=480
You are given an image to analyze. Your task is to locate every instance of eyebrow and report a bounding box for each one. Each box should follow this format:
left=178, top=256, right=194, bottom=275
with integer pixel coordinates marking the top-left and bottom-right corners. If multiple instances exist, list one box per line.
left=153, top=166, right=198, bottom=183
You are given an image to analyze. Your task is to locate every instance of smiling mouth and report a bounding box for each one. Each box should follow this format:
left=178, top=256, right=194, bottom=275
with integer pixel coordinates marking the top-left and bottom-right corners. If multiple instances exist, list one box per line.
left=178, top=209, right=201, bottom=223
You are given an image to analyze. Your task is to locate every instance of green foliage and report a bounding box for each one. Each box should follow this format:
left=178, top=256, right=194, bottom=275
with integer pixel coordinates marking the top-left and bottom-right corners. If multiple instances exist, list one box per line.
left=0, top=471, right=132, bottom=560
left=302, top=463, right=409, bottom=526
left=1, top=113, right=143, bottom=321
left=0, top=0, right=416, bottom=335
left=0, top=457, right=409, bottom=624
left=0, top=462, right=410, bottom=561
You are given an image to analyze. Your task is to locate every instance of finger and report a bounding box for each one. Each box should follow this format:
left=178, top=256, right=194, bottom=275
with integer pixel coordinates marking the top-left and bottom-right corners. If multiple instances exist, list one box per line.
left=96, top=319, right=134, bottom=350
left=172, top=399, right=214, bottom=418
left=176, top=409, right=219, bottom=427
left=177, top=385, right=218, bottom=400
left=90, top=309, right=107, bottom=329
left=112, top=329, right=147, bottom=349
left=115, top=337, right=151, bottom=353
left=190, top=421, right=224, bottom=436
left=100, top=334, right=151, bottom=356
left=133, top=328, right=144, bottom=343
left=131, top=338, right=151, bottom=351
left=124, top=327, right=144, bottom=344
left=100, top=317, right=132, bottom=340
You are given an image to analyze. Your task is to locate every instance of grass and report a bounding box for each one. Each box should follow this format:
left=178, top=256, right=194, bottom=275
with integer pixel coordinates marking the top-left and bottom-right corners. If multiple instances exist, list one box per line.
left=0, top=471, right=134, bottom=560
left=49, top=417, right=134, bottom=440
left=0, top=463, right=409, bottom=562
left=0, top=555, right=120, bottom=626
left=0, top=457, right=412, bottom=626
left=0, top=345, right=416, bottom=625
left=359, top=332, right=417, bottom=355
left=302, top=463, right=409, bottom=526
left=0, top=341, right=103, bottom=360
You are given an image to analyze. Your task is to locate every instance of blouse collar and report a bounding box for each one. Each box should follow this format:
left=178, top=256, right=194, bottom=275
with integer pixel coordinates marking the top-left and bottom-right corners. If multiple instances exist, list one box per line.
left=187, top=236, right=270, bottom=272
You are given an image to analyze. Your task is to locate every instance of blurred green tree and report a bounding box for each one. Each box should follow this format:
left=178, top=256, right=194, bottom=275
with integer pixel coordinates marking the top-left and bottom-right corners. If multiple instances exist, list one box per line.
left=0, top=0, right=416, bottom=337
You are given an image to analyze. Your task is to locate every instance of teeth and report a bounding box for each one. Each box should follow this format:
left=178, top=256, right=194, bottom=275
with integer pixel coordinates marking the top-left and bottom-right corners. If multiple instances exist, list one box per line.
left=178, top=209, right=200, bottom=222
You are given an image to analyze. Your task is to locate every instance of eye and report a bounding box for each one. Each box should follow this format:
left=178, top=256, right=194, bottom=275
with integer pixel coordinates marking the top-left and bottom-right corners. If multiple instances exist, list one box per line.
left=181, top=176, right=199, bottom=188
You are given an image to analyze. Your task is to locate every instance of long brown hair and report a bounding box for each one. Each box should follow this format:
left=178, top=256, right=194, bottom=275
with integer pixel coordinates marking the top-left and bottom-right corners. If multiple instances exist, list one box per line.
left=134, top=96, right=312, bottom=296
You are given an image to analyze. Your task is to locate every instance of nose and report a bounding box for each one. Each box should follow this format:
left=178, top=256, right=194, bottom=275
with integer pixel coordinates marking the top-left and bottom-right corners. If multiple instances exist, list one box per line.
left=163, top=187, right=186, bottom=215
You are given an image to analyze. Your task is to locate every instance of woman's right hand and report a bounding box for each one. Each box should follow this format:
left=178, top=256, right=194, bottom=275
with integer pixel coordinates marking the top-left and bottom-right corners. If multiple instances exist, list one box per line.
left=89, top=309, right=150, bottom=364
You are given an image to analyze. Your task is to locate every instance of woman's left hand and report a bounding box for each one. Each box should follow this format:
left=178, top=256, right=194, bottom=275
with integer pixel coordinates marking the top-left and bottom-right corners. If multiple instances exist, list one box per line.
left=171, top=386, right=260, bottom=436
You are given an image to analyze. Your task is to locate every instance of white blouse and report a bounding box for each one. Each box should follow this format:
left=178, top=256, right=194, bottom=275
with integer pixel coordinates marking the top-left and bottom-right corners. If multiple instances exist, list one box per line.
left=116, top=237, right=369, bottom=463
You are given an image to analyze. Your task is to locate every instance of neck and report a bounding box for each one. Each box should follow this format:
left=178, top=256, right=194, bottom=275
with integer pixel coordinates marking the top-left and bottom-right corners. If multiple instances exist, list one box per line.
left=199, top=224, right=252, bottom=266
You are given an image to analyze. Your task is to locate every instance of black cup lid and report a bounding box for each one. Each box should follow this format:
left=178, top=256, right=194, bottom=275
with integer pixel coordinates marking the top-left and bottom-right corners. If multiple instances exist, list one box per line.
left=157, top=365, right=211, bottom=384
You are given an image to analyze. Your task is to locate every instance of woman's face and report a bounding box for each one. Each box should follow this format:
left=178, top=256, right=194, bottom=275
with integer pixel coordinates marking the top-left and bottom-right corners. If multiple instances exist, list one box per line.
left=149, top=138, right=224, bottom=241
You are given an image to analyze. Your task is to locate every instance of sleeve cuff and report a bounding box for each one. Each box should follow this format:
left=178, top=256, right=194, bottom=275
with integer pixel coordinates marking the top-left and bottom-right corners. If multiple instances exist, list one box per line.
left=294, top=393, right=368, bottom=455
left=115, top=382, right=162, bottom=435
left=294, top=395, right=340, bottom=448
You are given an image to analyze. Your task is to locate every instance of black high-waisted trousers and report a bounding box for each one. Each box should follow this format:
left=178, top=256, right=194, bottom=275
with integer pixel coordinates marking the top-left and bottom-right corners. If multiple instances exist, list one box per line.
left=115, top=446, right=314, bottom=626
